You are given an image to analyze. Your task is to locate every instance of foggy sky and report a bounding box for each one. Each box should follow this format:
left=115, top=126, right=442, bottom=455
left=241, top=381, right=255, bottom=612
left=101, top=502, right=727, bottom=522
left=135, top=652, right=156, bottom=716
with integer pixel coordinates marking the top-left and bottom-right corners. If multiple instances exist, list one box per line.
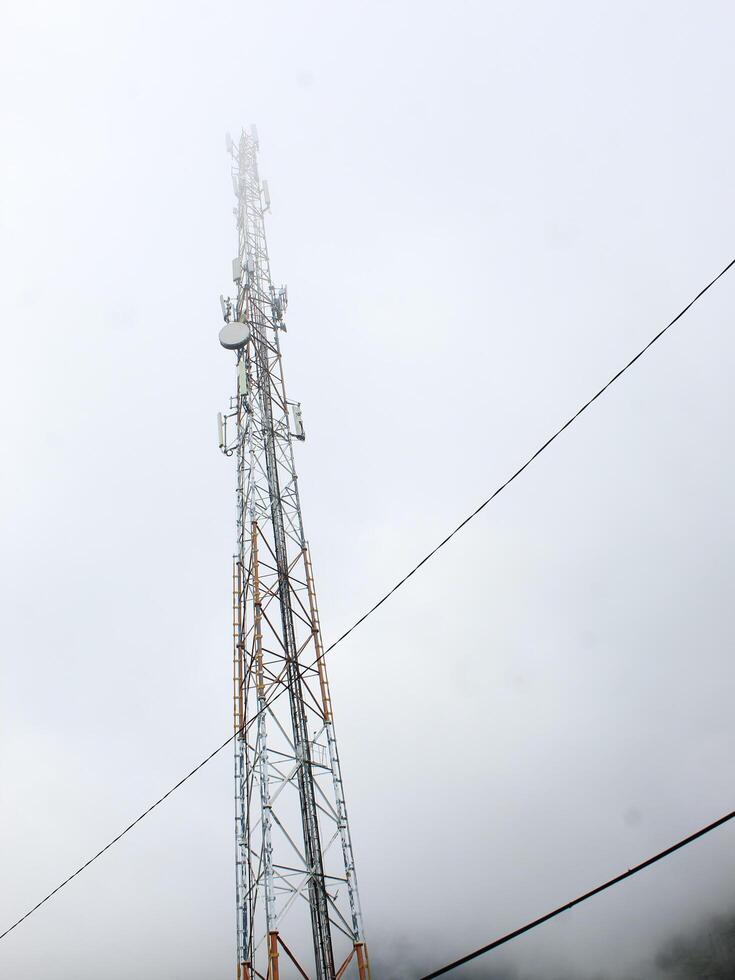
left=1, top=1, right=735, bottom=977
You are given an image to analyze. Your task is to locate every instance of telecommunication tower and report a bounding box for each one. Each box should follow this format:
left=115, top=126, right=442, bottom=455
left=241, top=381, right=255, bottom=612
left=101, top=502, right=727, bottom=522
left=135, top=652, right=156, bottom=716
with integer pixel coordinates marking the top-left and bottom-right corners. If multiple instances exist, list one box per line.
left=218, top=127, right=370, bottom=980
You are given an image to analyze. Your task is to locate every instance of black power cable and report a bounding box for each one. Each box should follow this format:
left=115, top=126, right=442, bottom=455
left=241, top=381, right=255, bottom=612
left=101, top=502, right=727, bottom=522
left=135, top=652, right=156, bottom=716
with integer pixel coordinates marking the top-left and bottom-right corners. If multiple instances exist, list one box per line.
left=1, top=256, right=733, bottom=946
left=321, top=256, right=735, bottom=657
left=420, top=808, right=735, bottom=978
left=0, top=732, right=236, bottom=943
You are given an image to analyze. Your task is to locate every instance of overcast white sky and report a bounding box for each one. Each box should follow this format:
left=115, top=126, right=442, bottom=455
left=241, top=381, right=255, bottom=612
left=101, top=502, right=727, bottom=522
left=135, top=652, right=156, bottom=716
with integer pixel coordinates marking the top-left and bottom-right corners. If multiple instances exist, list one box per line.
left=1, top=1, right=735, bottom=977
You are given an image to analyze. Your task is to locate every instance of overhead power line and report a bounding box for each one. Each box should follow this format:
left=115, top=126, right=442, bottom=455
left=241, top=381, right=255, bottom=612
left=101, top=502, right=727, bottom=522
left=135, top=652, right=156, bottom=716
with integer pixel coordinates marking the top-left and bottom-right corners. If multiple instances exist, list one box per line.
left=0, top=732, right=236, bottom=943
left=419, top=807, right=735, bottom=978
left=321, top=255, right=735, bottom=658
left=1, top=256, right=733, bottom=946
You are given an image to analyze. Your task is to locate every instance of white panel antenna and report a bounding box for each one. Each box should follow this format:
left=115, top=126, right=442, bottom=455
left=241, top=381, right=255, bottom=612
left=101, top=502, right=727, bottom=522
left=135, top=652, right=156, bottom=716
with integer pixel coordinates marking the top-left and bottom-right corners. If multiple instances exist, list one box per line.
left=238, top=359, right=248, bottom=396
left=291, top=402, right=305, bottom=440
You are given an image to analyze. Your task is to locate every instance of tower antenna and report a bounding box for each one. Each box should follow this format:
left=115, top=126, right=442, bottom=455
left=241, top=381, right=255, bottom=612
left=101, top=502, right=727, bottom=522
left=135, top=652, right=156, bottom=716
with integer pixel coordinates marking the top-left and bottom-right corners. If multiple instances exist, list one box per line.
left=219, top=129, right=370, bottom=980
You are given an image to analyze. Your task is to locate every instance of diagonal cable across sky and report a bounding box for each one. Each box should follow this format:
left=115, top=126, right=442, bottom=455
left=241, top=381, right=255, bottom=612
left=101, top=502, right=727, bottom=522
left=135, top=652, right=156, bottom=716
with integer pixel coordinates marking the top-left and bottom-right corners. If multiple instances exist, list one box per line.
left=1, top=255, right=733, bottom=948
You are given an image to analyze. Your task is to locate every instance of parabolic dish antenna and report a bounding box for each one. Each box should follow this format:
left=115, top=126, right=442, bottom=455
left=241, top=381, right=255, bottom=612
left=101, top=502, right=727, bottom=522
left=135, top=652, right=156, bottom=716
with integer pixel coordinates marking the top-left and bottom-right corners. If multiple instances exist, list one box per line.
left=219, top=321, right=250, bottom=350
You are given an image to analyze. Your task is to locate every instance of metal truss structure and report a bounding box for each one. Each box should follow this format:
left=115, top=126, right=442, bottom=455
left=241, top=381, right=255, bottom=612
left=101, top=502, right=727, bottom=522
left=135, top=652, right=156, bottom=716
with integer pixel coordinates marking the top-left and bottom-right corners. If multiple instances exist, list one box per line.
left=218, top=127, right=370, bottom=980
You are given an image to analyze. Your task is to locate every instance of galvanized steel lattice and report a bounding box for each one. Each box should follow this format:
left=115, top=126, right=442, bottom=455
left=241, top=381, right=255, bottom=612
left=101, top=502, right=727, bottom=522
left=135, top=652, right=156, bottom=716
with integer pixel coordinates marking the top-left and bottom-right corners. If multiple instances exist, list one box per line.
left=219, top=129, right=369, bottom=980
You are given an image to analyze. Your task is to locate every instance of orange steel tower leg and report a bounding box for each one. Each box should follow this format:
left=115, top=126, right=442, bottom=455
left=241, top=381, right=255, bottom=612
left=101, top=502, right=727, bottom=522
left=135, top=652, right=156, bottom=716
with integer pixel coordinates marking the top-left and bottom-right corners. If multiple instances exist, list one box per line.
left=355, top=942, right=370, bottom=980
left=268, top=931, right=280, bottom=980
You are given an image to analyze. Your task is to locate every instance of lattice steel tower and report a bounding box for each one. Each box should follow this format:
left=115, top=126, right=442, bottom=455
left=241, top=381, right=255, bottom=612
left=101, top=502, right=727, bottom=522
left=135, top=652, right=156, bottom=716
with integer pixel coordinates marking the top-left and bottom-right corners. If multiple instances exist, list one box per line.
left=217, top=127, right=370, bottom=980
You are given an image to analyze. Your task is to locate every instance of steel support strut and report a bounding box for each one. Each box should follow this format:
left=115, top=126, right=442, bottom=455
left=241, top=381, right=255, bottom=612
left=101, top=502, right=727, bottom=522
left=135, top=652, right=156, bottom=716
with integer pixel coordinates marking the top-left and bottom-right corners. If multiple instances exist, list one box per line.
left=251, top=305, right=335, bottom=979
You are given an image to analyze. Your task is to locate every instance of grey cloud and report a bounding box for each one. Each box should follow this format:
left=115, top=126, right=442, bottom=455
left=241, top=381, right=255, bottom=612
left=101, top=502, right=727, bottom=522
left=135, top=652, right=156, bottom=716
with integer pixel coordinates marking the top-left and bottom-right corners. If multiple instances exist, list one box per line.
left=2, top=0, right=735, bottom=977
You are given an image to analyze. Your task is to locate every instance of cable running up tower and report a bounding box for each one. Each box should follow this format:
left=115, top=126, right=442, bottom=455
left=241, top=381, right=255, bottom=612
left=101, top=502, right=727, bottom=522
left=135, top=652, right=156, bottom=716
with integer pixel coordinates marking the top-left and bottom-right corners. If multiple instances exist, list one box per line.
left=218, top=127, right=370, bottom=980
